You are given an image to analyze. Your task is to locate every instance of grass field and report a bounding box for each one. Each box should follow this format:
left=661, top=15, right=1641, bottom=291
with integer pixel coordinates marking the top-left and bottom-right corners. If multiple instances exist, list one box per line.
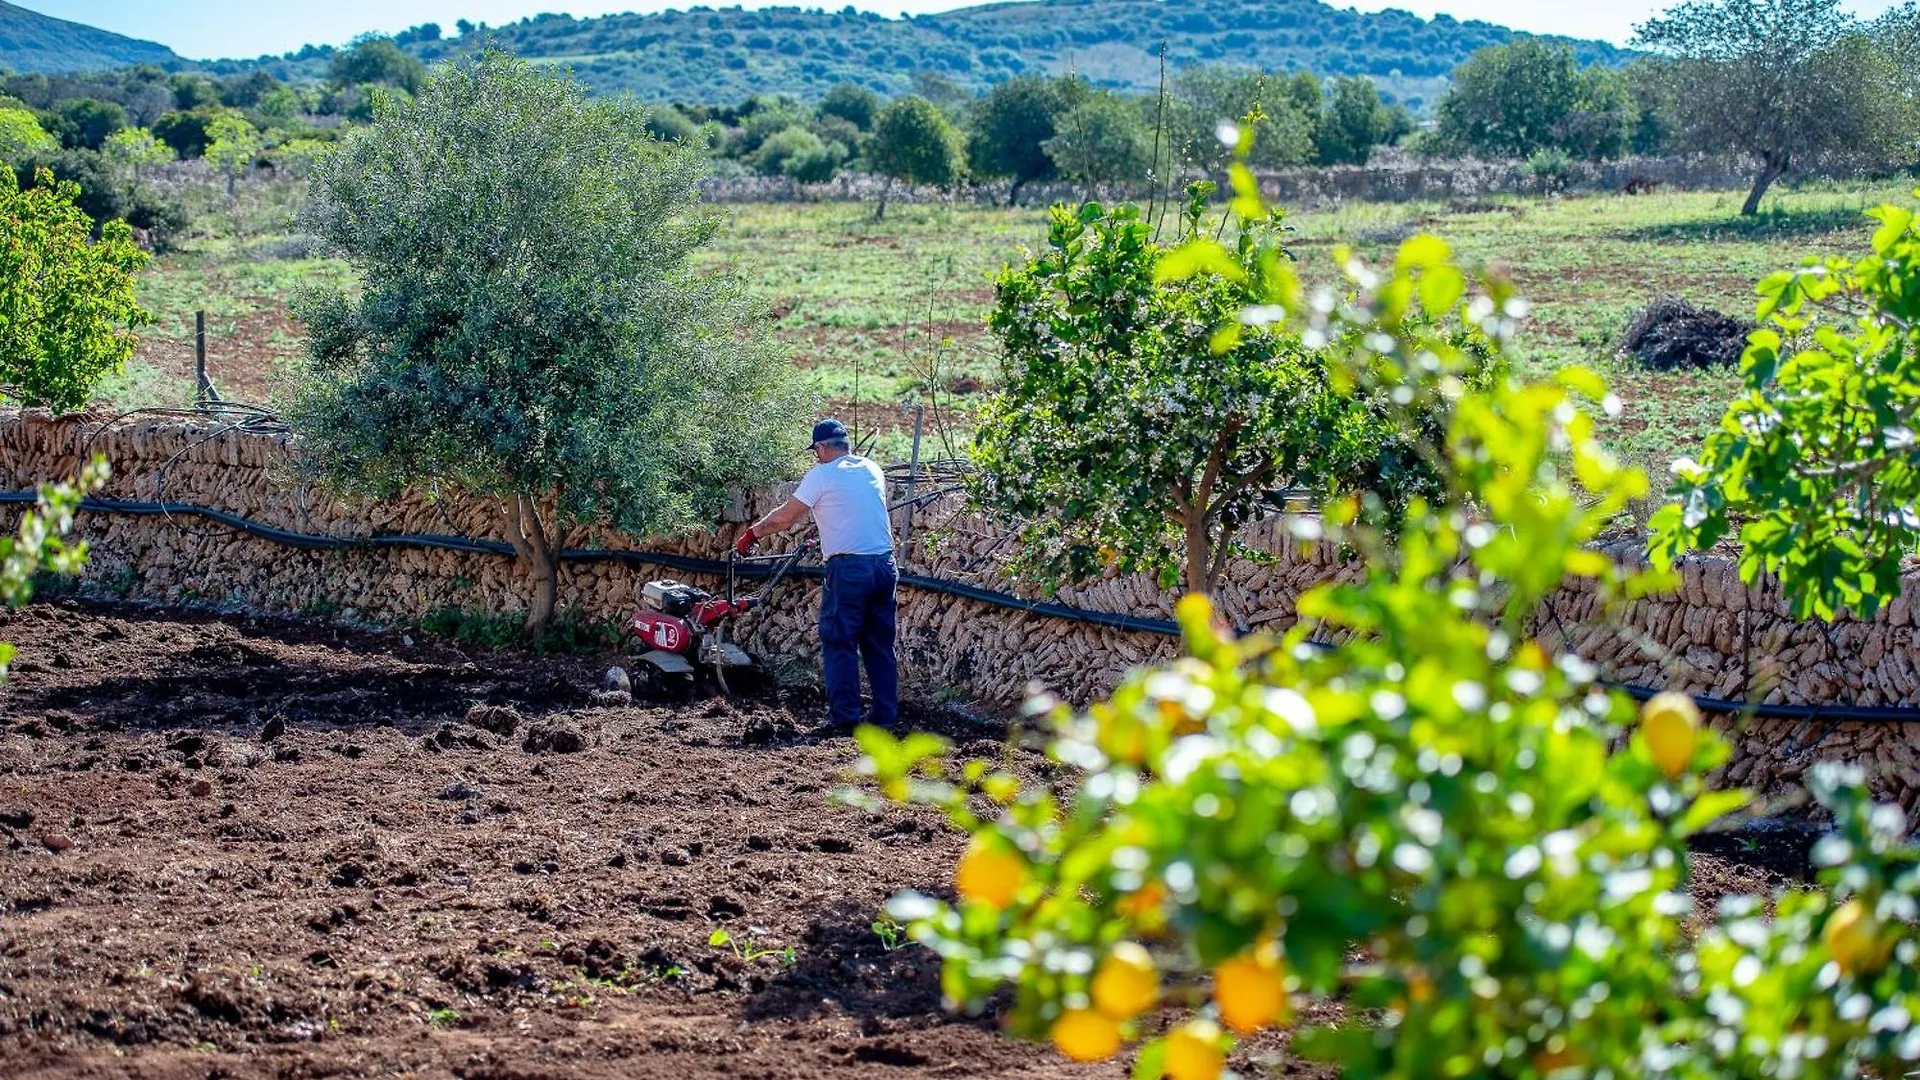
left=116, top=178, right=1920, bottom=473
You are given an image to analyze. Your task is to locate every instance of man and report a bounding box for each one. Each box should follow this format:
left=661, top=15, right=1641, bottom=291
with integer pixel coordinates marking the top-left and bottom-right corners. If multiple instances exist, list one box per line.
left=735, top=419, right=897, bottom=730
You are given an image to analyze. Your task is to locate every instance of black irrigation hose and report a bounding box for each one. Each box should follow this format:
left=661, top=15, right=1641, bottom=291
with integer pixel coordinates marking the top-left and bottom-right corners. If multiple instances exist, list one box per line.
left=9, top=489, right=1920, bottom=725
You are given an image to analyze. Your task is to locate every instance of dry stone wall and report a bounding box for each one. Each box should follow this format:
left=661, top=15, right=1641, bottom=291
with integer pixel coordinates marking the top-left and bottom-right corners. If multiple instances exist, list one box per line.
left=6, top=409, right=1920, bottom=826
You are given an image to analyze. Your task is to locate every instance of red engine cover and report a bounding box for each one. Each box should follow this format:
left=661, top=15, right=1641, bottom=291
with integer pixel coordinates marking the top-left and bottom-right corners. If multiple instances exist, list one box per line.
left=631, top=611, right=694, bottom=655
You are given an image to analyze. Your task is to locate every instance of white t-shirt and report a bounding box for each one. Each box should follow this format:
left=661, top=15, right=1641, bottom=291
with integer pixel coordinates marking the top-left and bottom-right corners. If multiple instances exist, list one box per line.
left=794, top=454, right=893, bottom=559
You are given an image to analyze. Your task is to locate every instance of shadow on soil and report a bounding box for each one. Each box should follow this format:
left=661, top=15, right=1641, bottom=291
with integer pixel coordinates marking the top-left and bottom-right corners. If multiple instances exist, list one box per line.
left=739, top=897, right=968, bottom=1026
left=1611, top=203, right=1877, bottom=244
left=2, top=601, right=594, bottom=738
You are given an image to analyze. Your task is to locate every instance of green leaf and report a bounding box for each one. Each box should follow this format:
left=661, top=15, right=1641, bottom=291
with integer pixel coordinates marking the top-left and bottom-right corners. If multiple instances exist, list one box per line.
left=1156, top=241, right=1246, bottom=283
left=1130, top=1039, right=1167, bottom=1080
left=1677, top=789, right=1753, bottom=837
left=1395, top=234, right=1450, bottom=271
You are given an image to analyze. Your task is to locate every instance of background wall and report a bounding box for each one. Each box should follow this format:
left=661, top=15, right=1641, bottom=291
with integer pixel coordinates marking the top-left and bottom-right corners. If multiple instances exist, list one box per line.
left=6, top=409, right=1920, bottom=824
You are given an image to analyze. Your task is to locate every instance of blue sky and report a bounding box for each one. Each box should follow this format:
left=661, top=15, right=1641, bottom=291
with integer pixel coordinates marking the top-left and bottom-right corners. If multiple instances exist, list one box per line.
left=26, top=0, right=1906, bottom=60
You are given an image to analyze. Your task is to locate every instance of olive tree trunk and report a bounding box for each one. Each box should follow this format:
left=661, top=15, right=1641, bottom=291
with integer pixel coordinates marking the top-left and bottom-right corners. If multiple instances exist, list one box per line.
left=1741, top=154, right=1787, bottom=216
left=503, top=493, right=559, bottom=633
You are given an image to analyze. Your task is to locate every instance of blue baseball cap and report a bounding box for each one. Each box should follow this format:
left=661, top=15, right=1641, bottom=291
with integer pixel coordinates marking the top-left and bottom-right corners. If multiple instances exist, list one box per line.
left=808, top=418, right=849, bottom=449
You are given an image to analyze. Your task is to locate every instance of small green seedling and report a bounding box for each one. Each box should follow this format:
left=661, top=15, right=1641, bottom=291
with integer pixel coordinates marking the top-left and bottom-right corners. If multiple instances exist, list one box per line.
left=708, top=927, right=797, bottom=966
left=427, top=1008, right=460, bottom=1028
left=871, top=917, right=908, bottom=951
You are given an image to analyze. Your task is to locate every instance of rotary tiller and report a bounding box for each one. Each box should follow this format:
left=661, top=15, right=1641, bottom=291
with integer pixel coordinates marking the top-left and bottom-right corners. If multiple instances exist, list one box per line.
left=626, top=540, right=813, bottom=697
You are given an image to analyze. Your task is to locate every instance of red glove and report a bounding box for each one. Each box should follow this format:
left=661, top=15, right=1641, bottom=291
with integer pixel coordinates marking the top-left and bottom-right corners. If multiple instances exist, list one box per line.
left=734, top=527, right=758, bottom=556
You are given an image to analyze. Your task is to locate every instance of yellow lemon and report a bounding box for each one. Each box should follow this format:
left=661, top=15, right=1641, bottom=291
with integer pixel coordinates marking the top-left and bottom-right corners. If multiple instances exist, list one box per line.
left=954, top=837, right=1025, bottom=909
left=1090, top=941, right=1159, bottom=1020
left=1213, top=942, right=1290, bottom=1035
left=1115, top=881, right=1167, bottom=925
left=1641, top=691, right=1699, bottom=778
left=1050, top=1008, right=1122, bottom=1062
left=1825, top=898, right=1893, bottom=975
left=1164, top=1019, right=1226, bottom=1080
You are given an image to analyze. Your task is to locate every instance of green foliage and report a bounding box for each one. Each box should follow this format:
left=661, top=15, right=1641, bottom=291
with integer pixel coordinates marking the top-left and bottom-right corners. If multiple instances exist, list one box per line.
left=643, top=103, right=701, bottom=144
left=0, top=106, right=57, bottom=160
left=1316, top=76, right=1404, bottom=166
left=266, top=136, right=334, bottom=181
left=330, top=36, right=426, bottom=94
left=818, top=82, right=880, bottom=131
left=152, top=108, right=217, bottom=159
left=44, top=97, right=127, bottom=151
left=965, top=76, right=1070, bottom=200
left=101, top=126, right=173, bottom=173
left=1526, top=148, right=1576, bottom=193
left=867, top=95, right=965, bottom=200
left=863, top=221, right=1920, bottom=1080
left=0, top=167, right=151, bottom=412
left=749, top=124, right=847, bottom=182
left=972, top=192, right=1482, bottom=596
left=1433, top=39, right=1635, bottom=161
left=11, top=148, right=188, bottom=237
left=204, top=112, right=262, bottom=194
left=707, top=928, right=798, bottom=966
left=0, top=458, right=106, bottom=681
left=416, top=606, right=624, bottom=654
left=1651, top=193, right=1920, bottom=620
left=288, top=52, right=802, bottom=631
left=1042, top=93, right=1154, bottom=187
left=1634, top=0, right=1920, bottom=214
left=1165, top=67, right=1316, bottom=173
left=309, top=0, right=1627, bottom=108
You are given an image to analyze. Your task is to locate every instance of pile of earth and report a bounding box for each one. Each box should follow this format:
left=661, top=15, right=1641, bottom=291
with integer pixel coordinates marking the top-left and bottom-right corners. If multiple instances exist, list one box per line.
left=1620, top=294, right=1753, bottom=371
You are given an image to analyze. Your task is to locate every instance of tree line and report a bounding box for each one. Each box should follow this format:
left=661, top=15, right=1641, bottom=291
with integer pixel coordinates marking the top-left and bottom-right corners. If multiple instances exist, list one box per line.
left=0, top=0, right=1914, bottom=237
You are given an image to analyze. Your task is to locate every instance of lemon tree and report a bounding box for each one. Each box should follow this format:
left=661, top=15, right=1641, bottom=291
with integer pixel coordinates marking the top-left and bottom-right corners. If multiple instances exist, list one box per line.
left=856, top=224, right=1920, bottom=1078
left=0, top=168, right=151, bottom=414
left=1651, top=194, right=1920, bottom=620
left=971, top=186, right=1494, bottom=597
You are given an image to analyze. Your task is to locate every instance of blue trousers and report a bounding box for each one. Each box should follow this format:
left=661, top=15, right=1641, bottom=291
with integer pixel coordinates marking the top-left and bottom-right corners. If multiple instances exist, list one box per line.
left=819, top=553, right=898, bottom=727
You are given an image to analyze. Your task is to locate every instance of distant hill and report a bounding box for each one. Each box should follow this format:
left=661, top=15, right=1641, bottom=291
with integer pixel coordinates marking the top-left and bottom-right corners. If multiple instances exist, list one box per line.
left=0, top=1, right=178, bottom=74
left=216, top=0, right=1630, bottom=110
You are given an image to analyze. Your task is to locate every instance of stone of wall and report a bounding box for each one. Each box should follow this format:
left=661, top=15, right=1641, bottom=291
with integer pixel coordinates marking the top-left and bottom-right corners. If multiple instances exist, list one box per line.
left=5, top=409, right=1920, bottom=825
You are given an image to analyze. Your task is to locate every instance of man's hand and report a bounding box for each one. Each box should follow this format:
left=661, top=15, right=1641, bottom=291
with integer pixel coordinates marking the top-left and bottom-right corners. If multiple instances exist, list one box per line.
left=734, top=527, right=758, bottom=557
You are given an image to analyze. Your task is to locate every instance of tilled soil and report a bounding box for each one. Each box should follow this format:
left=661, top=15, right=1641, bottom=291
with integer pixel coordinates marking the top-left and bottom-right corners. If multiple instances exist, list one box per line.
left=0, top=602, right=1334, bottom=1079
left=0, top=601, right=1800, bottom=1079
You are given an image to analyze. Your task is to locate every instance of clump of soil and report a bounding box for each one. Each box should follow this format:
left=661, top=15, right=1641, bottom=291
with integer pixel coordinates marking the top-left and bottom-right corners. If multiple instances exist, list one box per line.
left=1620, top=294, right=1753, bottom=371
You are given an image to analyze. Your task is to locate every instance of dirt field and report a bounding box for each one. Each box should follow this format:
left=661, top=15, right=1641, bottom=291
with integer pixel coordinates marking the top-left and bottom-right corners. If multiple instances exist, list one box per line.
left=0, top=601, right=1790, bottom=1079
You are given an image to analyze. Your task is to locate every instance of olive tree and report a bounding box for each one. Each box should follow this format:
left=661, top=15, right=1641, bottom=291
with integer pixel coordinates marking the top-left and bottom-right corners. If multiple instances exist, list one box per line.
left=1433, top=40, right=1634, bottom=160
left=1634, top=0, right=1918, bottom=214
left=972, top=189, right=1475, bottom=597
left=0, top=168, right=151, bottom=413
left=1042, top=92, right=1154, bottom=193
left=289, top=53, right=802, bottom=632
left=965, top=75, right=1072, bottom=206
left=1315, top=76, right=1409, bottom=166
left=866, top=94, right=964, bottom=219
